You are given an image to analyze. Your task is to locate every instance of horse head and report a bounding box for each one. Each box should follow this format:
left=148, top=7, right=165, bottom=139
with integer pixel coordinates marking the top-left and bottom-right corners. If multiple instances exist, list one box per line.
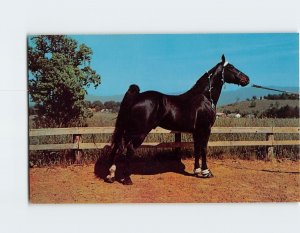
left=220, top=54, right=250, bottom=87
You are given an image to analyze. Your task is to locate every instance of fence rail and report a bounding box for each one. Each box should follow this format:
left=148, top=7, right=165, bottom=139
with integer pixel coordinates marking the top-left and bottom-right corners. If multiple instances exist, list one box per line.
left=29, top=127, right=300, bottom=156
left=29, top=126, right=300, bottom=136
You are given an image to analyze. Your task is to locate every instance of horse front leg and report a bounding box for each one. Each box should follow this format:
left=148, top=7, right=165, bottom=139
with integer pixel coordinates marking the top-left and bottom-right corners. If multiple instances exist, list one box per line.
left=193, top=134, right=201, bottom=176
left=199, top=146, right=213, bottom=178
left=193, top=130, right=213, bottom=178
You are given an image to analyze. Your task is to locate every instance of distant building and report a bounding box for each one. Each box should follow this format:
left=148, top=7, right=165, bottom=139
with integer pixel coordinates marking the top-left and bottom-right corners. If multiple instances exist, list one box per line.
left=100, top=108, right=112, bottom=113
left=246, top=114, right=255, bottom=118
left=216, top=112, right=226, bottom=118
left=228, top=113, right=241, bottom=118
left=88, top=107, right=97, bottom=113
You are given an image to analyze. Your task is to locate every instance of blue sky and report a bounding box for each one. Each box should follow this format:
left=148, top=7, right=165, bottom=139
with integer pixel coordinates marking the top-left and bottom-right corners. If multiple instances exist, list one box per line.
left=71, top=34, right=298, bottom=96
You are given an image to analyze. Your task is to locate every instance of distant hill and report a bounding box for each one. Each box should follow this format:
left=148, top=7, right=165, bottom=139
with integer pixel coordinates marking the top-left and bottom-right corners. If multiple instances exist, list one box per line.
left=218, top=86, right=299, bottom=106
left=29, top=86, right=298, bottom=107
left=217, top=98, right=299, bottom=116
left=85, top=94, right=124, bottom=103
left=86, top=86, right=299, bottom=106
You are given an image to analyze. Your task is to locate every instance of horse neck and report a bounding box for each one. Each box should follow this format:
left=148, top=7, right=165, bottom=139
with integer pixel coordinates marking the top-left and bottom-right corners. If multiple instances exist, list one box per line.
left=209, top=74, right=224, bottom=106
left=181, top=68, right=224, bottom=106
left=181, top=73, right=209, bottom=97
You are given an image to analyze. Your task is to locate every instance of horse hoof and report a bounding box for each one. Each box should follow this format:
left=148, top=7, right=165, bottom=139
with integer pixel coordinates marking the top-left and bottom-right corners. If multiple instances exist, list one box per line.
left=194, top=168, right=202, bottom=177
left=104, top=176, right=115, bottom=183
left=201, top=169, right=214, bottom=178
left=121, top=177, right=133, bottom=185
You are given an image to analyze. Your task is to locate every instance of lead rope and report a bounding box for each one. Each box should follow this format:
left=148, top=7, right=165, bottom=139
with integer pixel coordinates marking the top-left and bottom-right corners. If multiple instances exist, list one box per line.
left=252, top=84, right=299, bottom=95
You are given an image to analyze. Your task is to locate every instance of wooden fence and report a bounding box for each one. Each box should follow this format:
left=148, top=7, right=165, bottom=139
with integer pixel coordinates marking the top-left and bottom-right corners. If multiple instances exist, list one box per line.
left=29, top=126, right=300, bottom=160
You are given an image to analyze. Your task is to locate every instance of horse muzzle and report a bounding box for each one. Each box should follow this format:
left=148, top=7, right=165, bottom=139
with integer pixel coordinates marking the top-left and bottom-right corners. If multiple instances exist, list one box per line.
left=239, top=75, right=250, bottom=87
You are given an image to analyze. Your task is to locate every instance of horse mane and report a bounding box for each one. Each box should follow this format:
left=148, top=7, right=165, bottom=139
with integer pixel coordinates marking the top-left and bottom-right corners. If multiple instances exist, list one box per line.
left=181, top=63, right=220, bottom=97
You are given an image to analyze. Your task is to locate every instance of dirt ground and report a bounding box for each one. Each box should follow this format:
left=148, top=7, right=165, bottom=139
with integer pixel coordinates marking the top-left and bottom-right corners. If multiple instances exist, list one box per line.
left=29, top=158, right=300, bottom=203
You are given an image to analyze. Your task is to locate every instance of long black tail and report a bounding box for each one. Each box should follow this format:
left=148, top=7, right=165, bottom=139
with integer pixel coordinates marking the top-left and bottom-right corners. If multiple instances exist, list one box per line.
left=111, top=84, right=140, bottom=149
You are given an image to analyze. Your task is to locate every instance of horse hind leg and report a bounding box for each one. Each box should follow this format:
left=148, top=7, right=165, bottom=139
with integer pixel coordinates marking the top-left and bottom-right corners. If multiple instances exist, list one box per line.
left=105, top=165, right=116, bottom=183
left=121, top=134, right=146, bottom=185
left=104, top=145, right=122, bottom=183
left=121, top=142, right=135, bottom=185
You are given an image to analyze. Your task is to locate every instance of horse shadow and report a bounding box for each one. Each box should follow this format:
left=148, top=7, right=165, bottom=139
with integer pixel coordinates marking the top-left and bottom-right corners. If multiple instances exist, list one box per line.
left=94, top=146, right=192, bottom=181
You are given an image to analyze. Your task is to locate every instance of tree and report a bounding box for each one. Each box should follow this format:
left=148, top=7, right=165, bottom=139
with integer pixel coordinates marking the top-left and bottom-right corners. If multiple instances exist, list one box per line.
left=28, top=35, right=101, bottom=127
left=264, top=93, right=299, bottom=100
left=249, top=100, right=256, bottom=108
left=223, top=109, right=231, bottom=115
left=261, top=105, right=299, bottom=118
left=104, top=101, right=121, bottom=112
left=85, top=100, right=92, bottom=108
left=92, top=100, right=104, bottom=111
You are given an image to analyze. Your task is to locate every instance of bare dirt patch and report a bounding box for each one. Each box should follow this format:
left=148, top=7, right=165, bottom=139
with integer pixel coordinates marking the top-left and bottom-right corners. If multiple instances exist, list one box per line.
left=29, top=158, right=300, bottom=203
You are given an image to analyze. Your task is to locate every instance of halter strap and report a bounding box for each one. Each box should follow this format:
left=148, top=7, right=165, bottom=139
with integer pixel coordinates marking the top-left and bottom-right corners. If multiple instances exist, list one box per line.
left=221, top=67, right=225, bottom=84
left=207, top=66, right=226, bottom=109
left=222, top=60, right=228, bottom=83
left=207, top=72, right=215, bottom=109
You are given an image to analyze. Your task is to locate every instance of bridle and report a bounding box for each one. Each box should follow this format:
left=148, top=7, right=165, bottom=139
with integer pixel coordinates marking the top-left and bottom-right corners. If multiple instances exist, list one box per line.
left=207, top=62, right=227, bottom=109
left=221, top=61, right=229, bottom=84
left=207, top=72, right=214, bottom=108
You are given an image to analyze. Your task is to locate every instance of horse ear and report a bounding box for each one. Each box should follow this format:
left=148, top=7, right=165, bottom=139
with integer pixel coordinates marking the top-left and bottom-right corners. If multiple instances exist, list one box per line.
left=221, top=54, right=225, bottom=64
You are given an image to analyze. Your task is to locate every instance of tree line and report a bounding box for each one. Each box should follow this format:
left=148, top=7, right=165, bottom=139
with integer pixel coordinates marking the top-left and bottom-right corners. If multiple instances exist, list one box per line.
left=29, top=100, right=121, bottom=116
left=263, top=93, right=299, bottom=100
left=260, top=105, right=299, bottom=118
left=260, top=93, right=299, bottom=118
left=85, top=100, right=121, bottom=112
left=222, top=105, right=299, bottom=118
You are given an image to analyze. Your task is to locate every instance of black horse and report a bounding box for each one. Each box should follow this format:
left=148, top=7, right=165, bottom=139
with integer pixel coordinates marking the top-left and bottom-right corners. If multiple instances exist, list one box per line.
left=105, top=55, right=250, bottom=185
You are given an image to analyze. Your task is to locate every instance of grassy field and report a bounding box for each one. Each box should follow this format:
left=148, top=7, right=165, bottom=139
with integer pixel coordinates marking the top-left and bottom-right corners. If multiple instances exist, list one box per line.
left=217, top=99, right=299, bottom=115
left=29, top=112, right=299, bottom=166
left=87, top=111, right=299, bottom=127
left=86, top=112, right=117, bottom=126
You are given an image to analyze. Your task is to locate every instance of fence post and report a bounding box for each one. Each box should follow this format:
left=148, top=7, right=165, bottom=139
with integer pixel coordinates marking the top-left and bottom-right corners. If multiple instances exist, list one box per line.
left=266, top=132, right=274, bottom=161
left=174, top=132, right=181, bottom=156
left=73, top=134, right=82, bottom=164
